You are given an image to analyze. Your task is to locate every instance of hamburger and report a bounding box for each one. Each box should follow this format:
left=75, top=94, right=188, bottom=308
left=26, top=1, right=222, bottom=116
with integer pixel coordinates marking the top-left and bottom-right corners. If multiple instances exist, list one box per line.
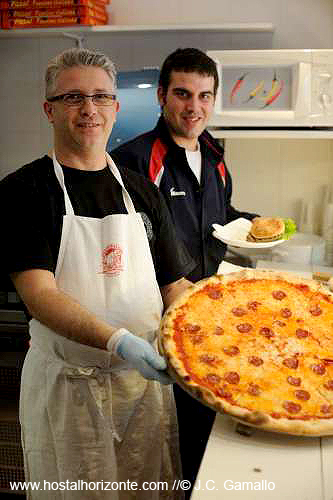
left=247, top=217, right=296, bottom=243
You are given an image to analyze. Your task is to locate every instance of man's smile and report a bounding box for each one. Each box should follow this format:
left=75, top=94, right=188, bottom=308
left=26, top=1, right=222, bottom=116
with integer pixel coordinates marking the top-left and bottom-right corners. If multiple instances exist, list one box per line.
left=77, top=123, right=100, bottom=128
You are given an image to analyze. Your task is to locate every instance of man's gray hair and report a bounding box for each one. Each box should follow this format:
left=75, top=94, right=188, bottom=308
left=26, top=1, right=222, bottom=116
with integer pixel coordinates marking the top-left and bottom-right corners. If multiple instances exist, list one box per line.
left=45, top=48, right=117, bottom=98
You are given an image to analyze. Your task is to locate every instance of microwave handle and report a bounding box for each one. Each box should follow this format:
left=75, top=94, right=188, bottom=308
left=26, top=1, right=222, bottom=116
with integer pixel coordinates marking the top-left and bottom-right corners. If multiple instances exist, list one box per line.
left=294, top=62, right=311, bottom=116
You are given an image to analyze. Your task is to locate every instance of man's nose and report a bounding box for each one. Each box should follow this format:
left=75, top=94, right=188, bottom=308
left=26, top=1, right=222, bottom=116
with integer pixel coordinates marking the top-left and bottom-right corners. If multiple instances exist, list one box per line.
left=186, top=95, right=200, bottom=112
left=80, top=96, right=97, bottom=114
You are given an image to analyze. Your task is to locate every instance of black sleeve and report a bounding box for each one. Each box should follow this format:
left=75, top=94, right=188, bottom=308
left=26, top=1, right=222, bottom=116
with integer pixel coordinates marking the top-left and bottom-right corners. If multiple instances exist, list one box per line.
left=0, top=172, right=55, bottom=282
left=224, top=164, right=259, bottom=222
left=153, top=191, right=195, bottom=287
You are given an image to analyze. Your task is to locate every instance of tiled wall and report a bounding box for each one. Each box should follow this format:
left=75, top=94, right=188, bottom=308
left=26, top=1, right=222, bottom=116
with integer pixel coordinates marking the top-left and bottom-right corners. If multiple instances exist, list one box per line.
left=224, top=138, right=333, bottom=234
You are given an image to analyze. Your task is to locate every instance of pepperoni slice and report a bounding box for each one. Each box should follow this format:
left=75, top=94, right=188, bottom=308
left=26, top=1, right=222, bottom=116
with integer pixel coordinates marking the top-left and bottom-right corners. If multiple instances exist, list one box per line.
left=205, top=373, right=221, bottom=384
left=236, top=323, right=253, bottom=333
left=185, top=323, right=201, bottom=333
left=321, top=404, right=333, bottom=414
left=248, top=356, right=264, bottom=366
left=283, top=357, right=299, bottom=369
left=223, top=346, right=240, bottom=356
left=216, top=387, right=232, bottom=399
left=259, top=327, right=274, bottom=339
left=232, top=307, right=247, bottom=317
left=324, top=380, right=333, bottom=390
left=281, top=308, right=292, bottom=318
left=323, top=359, right=333, bottom=365
left=272, top=290, right=287, bottom=300
left=214, top=326, right=224, bottom=336
left=309, top=305, right=322, bottom=316
left=199, top=354, right=217, bottom=365
left=282, top=401, right=302, bottom=414
left=207, top=288, right=222, bottom=300
left=287, top=376, right=301, bottom=386
left=248, top=383, right=261, bottom=396
left=191, top=334, right=204, bottom=345
left=224, top=371, right=240, bottom=384
left=311, top=364, right=326, bottom=375
left=247, top=301, right=261, bottom=311
left=295, top=328, right=309, bottom=338
left=295, top=389, right=310, bottom=401
left=274, top=320, right=286, bottom=327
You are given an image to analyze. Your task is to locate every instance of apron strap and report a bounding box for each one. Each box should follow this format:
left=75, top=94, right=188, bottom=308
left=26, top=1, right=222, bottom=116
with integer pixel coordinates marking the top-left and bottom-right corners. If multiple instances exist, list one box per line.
left=52, top=151, right=137, bottom=216
left=105, top=153, right=136, bottom=215
left=52, top=151, right=74, bottom=216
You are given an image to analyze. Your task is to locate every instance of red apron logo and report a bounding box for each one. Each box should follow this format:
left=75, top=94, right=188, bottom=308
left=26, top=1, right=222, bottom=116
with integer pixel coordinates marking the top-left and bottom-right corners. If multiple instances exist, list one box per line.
left=102, top=244, right=124, bottom=275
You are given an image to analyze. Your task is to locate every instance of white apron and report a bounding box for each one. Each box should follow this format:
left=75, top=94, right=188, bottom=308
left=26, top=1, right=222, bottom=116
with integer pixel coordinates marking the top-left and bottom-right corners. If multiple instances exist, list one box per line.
left=20, top=153, right=183, bottom=500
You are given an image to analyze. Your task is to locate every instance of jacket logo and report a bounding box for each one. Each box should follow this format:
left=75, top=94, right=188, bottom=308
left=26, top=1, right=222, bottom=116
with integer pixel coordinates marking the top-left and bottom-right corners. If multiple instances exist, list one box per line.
left=170, top=187, right=186, bottom=197
left=101, top=244, right=124, bottom=275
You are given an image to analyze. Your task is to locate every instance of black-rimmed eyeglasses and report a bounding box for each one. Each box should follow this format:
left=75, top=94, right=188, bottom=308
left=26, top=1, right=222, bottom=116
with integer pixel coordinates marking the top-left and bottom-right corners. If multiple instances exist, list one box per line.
left=47, top=93, right=117, bottom=107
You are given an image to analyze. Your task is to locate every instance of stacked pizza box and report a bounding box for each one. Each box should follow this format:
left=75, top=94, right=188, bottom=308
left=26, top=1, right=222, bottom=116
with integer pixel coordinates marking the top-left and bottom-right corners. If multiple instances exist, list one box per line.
left=0, top=0, right=109, bottom=29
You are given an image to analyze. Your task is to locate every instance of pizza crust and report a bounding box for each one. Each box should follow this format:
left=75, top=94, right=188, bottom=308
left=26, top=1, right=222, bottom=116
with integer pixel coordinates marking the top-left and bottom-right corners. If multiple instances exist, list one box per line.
left=159, top=270, right=333, bottom=436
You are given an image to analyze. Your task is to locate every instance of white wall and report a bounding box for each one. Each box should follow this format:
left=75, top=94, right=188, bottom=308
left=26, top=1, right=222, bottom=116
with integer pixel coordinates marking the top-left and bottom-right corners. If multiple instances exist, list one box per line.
left=224, top=139, right=333, bottom=233
left=110, top=0, right=333, bottom=49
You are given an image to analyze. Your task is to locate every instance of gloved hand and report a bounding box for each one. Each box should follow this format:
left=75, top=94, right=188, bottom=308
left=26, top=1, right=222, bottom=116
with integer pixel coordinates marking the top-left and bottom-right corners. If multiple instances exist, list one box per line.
left=107, top=329, right=173, bottom=385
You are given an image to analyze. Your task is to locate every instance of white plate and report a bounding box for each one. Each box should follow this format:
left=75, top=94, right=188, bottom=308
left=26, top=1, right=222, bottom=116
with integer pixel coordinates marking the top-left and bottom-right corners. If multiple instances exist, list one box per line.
left=212, top=218, right=287, bottom=249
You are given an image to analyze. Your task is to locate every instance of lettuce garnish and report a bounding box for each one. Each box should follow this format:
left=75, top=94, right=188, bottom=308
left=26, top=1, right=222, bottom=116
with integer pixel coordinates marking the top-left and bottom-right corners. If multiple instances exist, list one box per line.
left=282, top=218, right=297, bottom=240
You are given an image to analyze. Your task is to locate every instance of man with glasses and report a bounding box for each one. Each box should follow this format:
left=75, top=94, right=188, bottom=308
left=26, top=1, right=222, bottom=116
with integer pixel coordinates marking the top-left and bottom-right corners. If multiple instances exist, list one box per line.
left=0, top=48, right=194, bottom=499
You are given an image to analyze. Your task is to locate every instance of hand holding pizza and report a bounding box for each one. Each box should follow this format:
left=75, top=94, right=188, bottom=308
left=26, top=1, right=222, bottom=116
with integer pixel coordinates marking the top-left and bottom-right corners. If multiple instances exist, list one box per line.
left=108, top=329, right=173, bottom=384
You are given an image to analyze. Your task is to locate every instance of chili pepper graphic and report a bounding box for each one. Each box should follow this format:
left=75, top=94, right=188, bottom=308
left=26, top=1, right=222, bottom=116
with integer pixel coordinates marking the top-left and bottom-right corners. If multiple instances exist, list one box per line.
left=243, top=79, right=265, bottom=103
left=261, top=71, right=280, bottom=101
left=230, top=72, right=248, bottom=104
left=262, top=80, right=284, bottom=108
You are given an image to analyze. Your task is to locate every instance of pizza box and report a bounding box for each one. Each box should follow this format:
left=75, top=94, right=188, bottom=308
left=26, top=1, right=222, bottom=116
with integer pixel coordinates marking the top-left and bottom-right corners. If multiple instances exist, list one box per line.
left=6, top=5, right=105, bottom=16
left=1, top=13, right=106, bottom=27
left=0, top=0, right=109, bottom=7
left=1, top=5, right=107, bottom=19
left=190, top=414, right=333, bottom=499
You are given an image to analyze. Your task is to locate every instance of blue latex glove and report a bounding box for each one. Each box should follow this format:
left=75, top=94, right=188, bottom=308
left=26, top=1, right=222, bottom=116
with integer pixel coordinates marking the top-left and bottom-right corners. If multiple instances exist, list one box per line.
left=108, top=330, right=173, bottom=385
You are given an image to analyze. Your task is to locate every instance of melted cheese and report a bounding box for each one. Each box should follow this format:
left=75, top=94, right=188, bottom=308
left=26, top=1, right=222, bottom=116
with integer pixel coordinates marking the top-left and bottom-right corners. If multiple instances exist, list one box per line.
left=174, top=279, right=333, bottom=419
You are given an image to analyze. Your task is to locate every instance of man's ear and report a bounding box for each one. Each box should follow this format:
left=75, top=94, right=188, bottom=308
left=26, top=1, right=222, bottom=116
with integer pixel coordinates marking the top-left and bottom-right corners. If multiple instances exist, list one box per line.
left=157, top=86, right=166, bottom=107
left=43, top=101, right=54, bottom=123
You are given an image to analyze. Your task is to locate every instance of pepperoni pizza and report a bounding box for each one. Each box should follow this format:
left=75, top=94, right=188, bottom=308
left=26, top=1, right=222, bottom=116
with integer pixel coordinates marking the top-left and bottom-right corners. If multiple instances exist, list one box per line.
left=159, top=270, right=333, bottom=436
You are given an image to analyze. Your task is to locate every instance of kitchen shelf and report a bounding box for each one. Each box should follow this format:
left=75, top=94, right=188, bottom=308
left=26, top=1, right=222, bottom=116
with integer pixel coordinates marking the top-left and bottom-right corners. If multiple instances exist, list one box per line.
left=0, top=22, right=275, bottom=38
left=209, top=128, right=333, bottom=139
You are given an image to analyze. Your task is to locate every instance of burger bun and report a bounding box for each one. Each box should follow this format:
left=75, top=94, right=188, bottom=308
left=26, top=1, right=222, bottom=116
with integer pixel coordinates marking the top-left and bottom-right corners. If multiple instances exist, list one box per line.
left=247, top=217, right=285, bottom=243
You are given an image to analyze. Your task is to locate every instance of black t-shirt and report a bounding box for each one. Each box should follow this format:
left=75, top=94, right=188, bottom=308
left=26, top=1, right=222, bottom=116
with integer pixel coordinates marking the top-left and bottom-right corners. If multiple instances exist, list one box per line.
left=0, top=155, right=194, bottom=288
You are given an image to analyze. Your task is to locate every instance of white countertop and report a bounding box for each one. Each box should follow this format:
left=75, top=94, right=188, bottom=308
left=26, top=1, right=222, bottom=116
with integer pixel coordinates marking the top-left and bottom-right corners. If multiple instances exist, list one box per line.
left=255, top=259, right=333, bottom=278
left=190, top=414, right=333, bottom=499
left=190, top=260, right=333, bottom=500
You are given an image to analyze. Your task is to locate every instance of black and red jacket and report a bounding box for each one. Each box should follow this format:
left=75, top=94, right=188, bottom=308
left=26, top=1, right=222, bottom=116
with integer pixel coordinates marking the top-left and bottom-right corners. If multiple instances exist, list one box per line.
left=111, top=117, right=257, bottom=281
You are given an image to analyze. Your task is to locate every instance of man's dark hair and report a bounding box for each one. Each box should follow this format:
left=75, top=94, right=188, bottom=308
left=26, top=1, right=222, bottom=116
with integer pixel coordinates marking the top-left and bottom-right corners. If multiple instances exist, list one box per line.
left=158, top=48, right=219, bottom=95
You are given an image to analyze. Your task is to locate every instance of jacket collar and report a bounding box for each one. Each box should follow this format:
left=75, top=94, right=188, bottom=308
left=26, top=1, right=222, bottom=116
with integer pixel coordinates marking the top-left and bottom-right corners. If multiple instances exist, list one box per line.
left=154, top=116, right=224, bottom=160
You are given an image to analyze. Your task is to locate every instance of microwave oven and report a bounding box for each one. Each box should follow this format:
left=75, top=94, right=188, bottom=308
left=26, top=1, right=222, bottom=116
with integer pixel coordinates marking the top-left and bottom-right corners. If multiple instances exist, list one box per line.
left=206, top=49, right=333, bottom=128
